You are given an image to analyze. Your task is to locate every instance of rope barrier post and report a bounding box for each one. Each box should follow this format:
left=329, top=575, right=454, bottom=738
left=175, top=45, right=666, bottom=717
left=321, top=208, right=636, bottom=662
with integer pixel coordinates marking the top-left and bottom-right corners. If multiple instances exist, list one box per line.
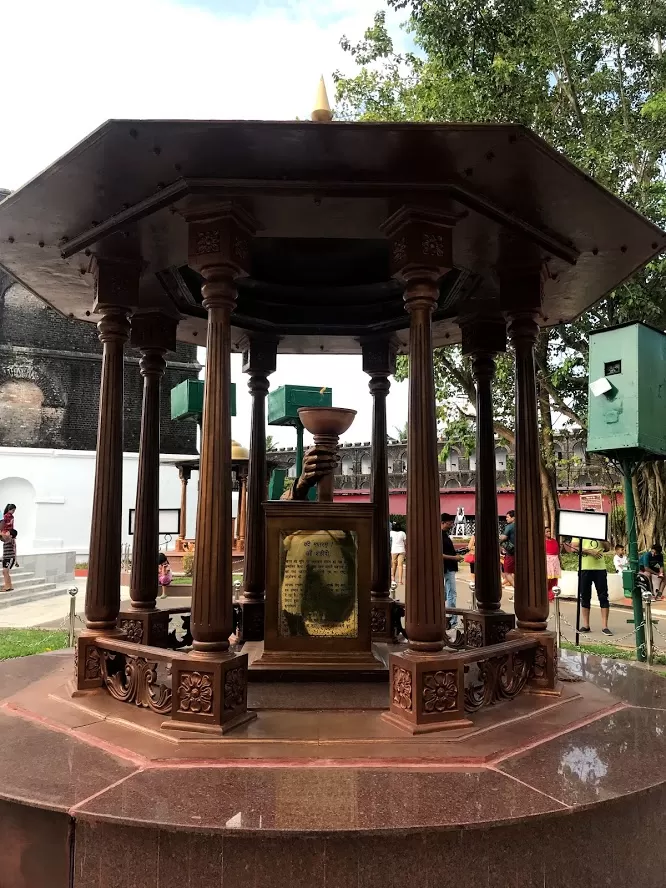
left=575, top=537, right=583, bottom=647
left=553, top=586, right=562, bottom=650
left=468, top=581, right=475, bottom=611
left=643, top=590, right=653, bottom=665
left=622, top=459, right=646, bottom=661
left=233, top=580, right=242, bottom=602
left=68, top=587, right=78, bottom=647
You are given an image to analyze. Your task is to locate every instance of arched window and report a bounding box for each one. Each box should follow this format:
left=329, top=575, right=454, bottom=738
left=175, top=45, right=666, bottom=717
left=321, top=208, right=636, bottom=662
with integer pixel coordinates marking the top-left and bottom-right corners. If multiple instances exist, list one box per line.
left=445, top=449, right=460, bottom=472
left=495, top=446, right=508, bottom=471
left=360, top=453, right=371, bottom=475
left=287, top=462, right=297, bottom=479
left=341, top=455, right=354, bottom=476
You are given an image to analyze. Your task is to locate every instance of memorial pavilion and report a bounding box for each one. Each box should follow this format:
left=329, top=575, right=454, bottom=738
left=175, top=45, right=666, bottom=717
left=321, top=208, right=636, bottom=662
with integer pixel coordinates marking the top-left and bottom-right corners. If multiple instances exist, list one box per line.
left=0, top=89, right=663, bottom=729
left=0, top=87, right=665, bottom=887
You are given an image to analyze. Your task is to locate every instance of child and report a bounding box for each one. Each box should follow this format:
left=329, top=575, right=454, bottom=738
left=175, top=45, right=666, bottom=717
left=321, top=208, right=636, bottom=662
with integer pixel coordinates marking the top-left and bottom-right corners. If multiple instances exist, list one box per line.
left=545, top=525, right=561, bottom=602
left=1, top=504, right=16, bottom=536
left=613, top=544, right=628, bottom=574
left=2, top=529, right=18, bottom=593
left=158, top=552, right=172, bottom=589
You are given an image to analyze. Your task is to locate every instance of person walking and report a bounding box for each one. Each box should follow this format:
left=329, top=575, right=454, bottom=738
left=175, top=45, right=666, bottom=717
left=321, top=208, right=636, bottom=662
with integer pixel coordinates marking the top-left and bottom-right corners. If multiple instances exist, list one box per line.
left=500, top=510, right=516, bottom=596
left=390, top=522, right=407, bottom=586
left=2, top=529, right=18, bottom=592
left=545, top=525, right=561, bottom=602
left=574, top=536, right=612, bottom=635
left=441, top=513, right=463, bottom=628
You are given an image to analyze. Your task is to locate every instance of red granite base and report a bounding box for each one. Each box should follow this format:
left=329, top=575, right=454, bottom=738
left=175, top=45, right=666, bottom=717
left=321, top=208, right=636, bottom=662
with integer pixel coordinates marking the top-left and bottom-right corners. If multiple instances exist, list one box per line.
left=1, top=650, right=666, bottom=887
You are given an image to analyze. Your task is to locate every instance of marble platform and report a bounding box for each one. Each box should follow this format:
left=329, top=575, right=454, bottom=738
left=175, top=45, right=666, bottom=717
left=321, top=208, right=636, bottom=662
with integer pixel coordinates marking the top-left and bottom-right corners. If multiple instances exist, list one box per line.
left=1, top=649, right=666, bottom=887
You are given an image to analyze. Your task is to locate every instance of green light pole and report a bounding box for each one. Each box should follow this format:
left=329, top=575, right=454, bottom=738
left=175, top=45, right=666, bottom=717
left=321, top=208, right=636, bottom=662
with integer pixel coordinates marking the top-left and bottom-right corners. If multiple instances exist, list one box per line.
left=621, top=460, right=646, bottom=662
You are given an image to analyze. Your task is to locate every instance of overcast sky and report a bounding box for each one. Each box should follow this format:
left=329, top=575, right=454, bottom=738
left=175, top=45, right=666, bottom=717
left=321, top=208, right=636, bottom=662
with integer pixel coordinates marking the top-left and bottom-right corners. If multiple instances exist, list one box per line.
left=1, top=0, right=413, bottom=449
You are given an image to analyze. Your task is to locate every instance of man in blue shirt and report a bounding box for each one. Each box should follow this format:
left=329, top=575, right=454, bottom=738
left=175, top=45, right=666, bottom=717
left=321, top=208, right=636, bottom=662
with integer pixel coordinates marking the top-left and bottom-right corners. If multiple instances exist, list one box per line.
left=639, top=544, right=665, bottom=599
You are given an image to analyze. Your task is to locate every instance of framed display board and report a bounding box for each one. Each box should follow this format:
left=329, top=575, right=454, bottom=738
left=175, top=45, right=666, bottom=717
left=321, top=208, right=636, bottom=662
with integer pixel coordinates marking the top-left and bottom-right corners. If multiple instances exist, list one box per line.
left=263, top=501, right=374, bottom=653
left=557, top=509, right=609, bottom=541
left=128, top=508, right=180, bottom=536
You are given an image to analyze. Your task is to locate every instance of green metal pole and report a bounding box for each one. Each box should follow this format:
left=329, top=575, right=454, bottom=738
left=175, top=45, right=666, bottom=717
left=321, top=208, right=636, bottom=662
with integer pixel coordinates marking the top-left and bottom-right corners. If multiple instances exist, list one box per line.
left=622, top=460, right=646, bottom=662
left=295, top=420, right=304, bottom=479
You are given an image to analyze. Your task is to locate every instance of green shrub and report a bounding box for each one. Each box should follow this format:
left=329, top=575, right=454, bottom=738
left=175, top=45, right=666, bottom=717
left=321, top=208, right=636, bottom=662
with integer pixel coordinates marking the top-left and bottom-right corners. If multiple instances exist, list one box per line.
left=182, top=552, right=194, bottom=576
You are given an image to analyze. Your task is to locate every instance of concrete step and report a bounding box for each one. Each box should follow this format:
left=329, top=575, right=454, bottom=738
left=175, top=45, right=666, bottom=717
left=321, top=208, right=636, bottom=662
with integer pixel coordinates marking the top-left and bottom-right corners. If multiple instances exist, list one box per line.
left=0, top=583, right=69, bottom=610
left=9, top=575, right=46, bottom=590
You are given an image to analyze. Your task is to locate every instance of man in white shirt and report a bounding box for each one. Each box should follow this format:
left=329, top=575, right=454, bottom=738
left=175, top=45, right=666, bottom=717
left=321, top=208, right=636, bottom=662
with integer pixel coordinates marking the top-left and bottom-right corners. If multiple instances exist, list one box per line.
left=390, top=523, right=407, bottom=585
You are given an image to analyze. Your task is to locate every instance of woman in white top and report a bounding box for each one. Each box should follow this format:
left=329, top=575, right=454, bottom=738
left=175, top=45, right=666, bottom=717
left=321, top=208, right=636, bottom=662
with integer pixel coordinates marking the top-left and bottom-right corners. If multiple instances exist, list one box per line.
left=390, top=524, right=407, bottom=585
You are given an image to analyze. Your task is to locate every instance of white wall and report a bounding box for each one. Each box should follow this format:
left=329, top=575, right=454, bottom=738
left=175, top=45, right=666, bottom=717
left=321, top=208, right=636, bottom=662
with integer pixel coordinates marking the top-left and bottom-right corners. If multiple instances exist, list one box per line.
left=0, top=446, right=200, bottom=556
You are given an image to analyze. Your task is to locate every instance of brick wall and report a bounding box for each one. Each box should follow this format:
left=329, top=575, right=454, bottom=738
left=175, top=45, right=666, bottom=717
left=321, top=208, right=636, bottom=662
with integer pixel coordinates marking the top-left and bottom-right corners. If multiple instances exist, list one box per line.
left=0, top=276, right=199, bottom=453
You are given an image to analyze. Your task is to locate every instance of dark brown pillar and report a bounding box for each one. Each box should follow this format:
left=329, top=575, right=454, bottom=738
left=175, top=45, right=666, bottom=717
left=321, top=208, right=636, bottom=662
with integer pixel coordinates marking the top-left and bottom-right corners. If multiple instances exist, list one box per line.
left=128, top=314, right=176, bottom=611
left=84, top=260, right=136, bottom=633
left=403, top=279, right=445, bottom=650
left=362, top=336, right=397, bottom=641
left=178, top=466, right=191, bottom=540
left=508, top=308, right=548, bottom=631
left=381, top=207, right=471, bottom=732
left=461, top=316, right=505, bottom=613
left=241, top=336, right=278, bottom=641
left=237, top=472, right=247, bottom=551
left=187, top=207, right=255, bottom=656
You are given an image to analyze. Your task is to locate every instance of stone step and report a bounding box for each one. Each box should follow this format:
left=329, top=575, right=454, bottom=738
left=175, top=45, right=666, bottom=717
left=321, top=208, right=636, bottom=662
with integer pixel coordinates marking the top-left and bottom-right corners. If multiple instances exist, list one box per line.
left=9, top=575, right=46, bottom=590
left=0, top=583, right=69, bottom=610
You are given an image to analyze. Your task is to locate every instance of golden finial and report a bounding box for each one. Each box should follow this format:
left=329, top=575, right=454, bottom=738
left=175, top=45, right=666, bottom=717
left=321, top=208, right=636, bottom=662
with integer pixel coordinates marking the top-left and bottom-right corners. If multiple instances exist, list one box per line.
left=311, top=75, right=333, bottom=122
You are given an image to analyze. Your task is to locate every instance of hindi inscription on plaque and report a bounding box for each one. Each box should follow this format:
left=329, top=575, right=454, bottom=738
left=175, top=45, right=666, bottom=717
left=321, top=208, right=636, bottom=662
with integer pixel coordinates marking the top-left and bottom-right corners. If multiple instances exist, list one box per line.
left=278, top=530, right=358, bottom=638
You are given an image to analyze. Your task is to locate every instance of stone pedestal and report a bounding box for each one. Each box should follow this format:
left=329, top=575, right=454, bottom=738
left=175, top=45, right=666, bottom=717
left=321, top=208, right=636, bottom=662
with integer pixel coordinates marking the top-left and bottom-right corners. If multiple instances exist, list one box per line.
left=383, top=650, right=472, bottom=733
left=169, top=652, right=256, bottom=734
left=117, top=609, right=170, bottom=647
left=508, top=628, right=558, bottom=693
left=464, top=611, right=516, bottom=648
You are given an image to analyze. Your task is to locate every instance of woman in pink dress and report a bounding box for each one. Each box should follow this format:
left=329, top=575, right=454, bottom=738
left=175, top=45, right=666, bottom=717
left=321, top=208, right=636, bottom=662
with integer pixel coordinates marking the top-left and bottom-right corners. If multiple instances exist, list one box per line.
left=545, top=525, right=561, bottom=601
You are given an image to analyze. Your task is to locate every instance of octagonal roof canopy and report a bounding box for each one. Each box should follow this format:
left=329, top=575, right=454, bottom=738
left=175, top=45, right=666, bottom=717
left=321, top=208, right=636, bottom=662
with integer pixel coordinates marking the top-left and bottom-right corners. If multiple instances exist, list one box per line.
left=0, top=119, right=663, bottom=354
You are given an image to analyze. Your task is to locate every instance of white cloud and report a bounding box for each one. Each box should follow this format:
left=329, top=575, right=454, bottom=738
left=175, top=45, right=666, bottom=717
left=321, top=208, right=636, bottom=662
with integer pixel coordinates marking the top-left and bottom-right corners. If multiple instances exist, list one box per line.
left=2, top=0, right=411, bottom=448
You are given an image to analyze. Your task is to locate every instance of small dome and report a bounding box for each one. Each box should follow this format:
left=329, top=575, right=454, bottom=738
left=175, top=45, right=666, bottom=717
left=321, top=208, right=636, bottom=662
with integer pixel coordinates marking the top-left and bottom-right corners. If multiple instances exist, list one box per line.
left=231, top=439, right=249, bottom=461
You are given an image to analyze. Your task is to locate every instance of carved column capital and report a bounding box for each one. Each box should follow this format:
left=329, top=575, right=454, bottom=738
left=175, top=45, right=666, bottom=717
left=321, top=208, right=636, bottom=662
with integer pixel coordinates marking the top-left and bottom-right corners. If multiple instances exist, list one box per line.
left=97, top=309, right=131, bottom=344
left=381, top=205, right=457, bottom=282
left=93, top=255, right=143, bottom=313
left=186, top=202, right=257, bottom=280
left=178, top=465, right=192, bottom=484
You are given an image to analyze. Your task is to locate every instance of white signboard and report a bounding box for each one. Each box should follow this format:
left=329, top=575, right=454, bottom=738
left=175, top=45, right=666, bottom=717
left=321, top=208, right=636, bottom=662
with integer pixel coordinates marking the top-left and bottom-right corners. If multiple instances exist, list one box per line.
left=557, top=509, right=608, bottom=541
left=128, top=508, right=180, bottom=536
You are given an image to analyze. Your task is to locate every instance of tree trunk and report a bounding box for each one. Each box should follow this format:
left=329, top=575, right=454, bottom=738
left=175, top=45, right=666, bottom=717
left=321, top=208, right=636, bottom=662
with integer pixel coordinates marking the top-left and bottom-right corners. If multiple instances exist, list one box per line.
left=537, top=379, right=559, bottom=532
left=634, top=460, right=666, bottom=550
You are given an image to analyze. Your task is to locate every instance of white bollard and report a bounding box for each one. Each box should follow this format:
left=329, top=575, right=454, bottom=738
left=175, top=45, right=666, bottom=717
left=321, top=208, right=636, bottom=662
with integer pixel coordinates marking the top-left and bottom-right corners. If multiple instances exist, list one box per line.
left=643, top=590, right=653, bottom=664
left=68, top=587, right=78, bottom=647
left=553, top=586, right=562, bottom=650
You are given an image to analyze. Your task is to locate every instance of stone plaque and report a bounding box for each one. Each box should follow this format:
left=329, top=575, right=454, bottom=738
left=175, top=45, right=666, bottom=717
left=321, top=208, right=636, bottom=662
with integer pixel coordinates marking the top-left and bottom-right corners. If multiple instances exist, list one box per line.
left=278, top=530, right=358, bottom=638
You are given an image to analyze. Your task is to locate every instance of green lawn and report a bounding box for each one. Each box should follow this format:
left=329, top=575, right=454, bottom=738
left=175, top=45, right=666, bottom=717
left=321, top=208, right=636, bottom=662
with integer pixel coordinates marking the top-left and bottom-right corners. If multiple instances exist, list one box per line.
left=561, top=639, right=666, bottom=666
left=170, top=574, right=242, bottom=586
left=0, top=629, right=69, bottom=660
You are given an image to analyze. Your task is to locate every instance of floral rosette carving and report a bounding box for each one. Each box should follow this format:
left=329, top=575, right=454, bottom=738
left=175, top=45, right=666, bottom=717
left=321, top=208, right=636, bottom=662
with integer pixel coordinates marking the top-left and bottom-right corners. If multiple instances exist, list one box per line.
left=84, top=646, right=101, bottom=681
left=465, top=620, right=484, bottom=648
left=224, top=667, right=245, bottom=710
left=178, top=671, right=214, bottom=714
left=422, top=670, right=458, bottom=713
left=371, top=608, right=387, bottom=634
left=120, top=619, right=143, bottom=644
left=393, top=666, right=412, bottom=711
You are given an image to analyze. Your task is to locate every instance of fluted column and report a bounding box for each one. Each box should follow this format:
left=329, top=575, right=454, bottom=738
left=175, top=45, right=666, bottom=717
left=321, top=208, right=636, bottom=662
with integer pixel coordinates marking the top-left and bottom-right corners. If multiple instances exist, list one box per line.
left=243, top=375, right=268, bottom=592
left=85, top=306, right=131, bottom=631
left=190, top=268, right=236, bottom=654
left=404, top=280, right=444, bottom=651
left=127, top=313, right=176, bottom=611
left=237, top=472, right=247, bottom=551
left=362, top=337, right=396, bottom=603
left=129, top=347, right=166, bottom=609
left=508, top=310, right=548, bottom=631
left=178, top=466, right=191, bottom=540
left=470, top=353, right=503, bottom=611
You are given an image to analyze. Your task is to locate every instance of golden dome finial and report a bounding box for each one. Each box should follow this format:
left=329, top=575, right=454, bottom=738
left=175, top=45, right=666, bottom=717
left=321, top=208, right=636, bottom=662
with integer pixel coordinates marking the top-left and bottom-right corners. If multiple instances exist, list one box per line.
left=311, top=75, right=333, bottom=122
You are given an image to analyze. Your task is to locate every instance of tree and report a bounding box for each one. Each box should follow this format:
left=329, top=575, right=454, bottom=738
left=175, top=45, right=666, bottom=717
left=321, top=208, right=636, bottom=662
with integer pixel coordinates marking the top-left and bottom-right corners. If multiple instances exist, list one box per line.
left=336, top=0, right=666, bottom=543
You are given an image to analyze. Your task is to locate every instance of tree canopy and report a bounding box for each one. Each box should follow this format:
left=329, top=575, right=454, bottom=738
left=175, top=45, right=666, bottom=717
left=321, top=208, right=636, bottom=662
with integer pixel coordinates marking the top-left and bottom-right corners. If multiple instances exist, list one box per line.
left=335, top=0, right=666, bottom=542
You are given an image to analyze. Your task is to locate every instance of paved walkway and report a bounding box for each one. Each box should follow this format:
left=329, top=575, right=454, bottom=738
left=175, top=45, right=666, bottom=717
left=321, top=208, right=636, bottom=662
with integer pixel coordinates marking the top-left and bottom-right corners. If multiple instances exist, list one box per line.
left=2, top=567, right=665, bottom=655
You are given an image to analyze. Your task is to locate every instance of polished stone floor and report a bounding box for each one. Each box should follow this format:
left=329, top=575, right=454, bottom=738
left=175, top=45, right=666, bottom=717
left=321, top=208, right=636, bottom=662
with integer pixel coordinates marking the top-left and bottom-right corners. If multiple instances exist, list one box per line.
left=2, top=649, right=666, bottom=887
